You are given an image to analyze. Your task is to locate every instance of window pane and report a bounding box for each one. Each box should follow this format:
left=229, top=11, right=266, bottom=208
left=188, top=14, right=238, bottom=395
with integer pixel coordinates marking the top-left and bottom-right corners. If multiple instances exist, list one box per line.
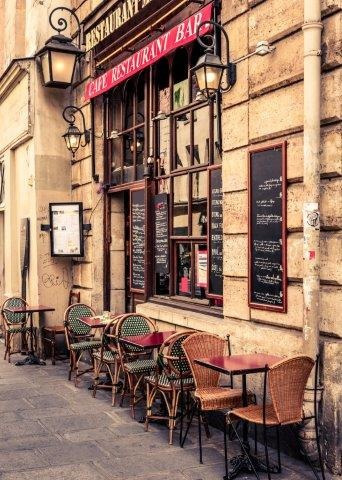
left=124, top=81, right=134, bottom=129
left=195, top=243, right=207, bottom=299
left=111, top=138, right=122, bottom=185
left=111, top=88, right=122, bottom=131
left=157, top=58, right=170, bottom=114
left=176, top=243, right=191, bottom=296
left=192, top=171, right=207, bottom=236
left=123, top=134, right=134, bottom=183
left=157, top=178, right=170, bottom=194
left=173, top=49, right=189, bottom=110
left=194, top=106, right=210, bottom=165
left=175, top=114, right=191, bottom=169
left=158, top=118, right=170, bottom=176
left=173, top=175, right=188, bottom=235
left=137, top=74, right=145, bottom=125
left=136, top=129, right=144, bottom=180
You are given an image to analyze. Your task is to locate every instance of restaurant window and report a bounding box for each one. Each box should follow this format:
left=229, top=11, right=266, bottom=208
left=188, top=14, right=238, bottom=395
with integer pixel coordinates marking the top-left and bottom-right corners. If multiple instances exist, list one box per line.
left=110, top=72, right=148, bottom=185
left=153, top=42, right=222, bottom=307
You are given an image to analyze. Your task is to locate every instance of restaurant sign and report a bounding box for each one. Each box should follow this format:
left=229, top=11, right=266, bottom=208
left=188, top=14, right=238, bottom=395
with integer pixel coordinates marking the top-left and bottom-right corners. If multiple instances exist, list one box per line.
left=84, top=3, right=212, bottom=100
left=86, top=0, right=153, bottom=52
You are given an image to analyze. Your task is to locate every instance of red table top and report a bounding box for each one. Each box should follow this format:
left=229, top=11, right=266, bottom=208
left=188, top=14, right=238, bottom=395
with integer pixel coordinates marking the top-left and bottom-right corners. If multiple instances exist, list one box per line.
left=195, top=353, right=283, bottom=375
left=120, top=330, right=176, bottom=349
left=4, top=305, right=55, bottom=313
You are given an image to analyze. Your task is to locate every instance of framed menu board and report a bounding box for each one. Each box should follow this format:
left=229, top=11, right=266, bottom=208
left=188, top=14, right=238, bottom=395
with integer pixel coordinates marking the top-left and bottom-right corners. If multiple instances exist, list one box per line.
left=50, top=203, right=84, bottom=257
left=248, top=143, right=287, bottom=312
left=154, top=193, right=169, bottom=275
left=130, top=188, right=146, bottom=292
left=208, top=166, right=223, bottom=298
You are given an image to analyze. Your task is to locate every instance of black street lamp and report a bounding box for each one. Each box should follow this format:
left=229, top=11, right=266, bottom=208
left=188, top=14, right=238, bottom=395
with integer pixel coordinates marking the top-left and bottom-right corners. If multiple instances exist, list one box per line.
left=191, top=21, right=236, bottom=99
left=62, top=106, right=90, bottom=158
left=36, top=7, right=83, bottom=88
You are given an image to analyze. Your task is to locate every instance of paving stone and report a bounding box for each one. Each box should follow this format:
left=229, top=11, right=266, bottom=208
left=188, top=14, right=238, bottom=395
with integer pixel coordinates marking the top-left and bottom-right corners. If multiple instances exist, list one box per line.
left=1, top=411, right=22, bottom=423
left=0, top=398, right=33, bottom=412
left=0, top=420, right=48, bottom=439
left=38, top=441, right=107, bottom=467
left=0, top=434, right=62, bottom=452
left=0, top=388, right=41, bottom=400
left=0, top=462, right=107, bottom=480
left=40, top=413, right=115, bottom=433
left=62, top=427, right=120, bottom=443
left=0, top=449, right=48, bottom=472
left=25, top=394, right=69, bottom=409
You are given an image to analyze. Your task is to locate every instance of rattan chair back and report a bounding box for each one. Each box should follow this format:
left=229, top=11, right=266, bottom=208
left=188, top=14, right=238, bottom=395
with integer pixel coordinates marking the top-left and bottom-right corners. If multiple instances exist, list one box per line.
left=159, top=331, right=194, bottom=378
left=2, top=297, right=28, bottom=325
left=268, top=355, right=314, bottom=424
left=182, top=332, right=227, bottom=390
left=64, top=303, right=95, bottom=349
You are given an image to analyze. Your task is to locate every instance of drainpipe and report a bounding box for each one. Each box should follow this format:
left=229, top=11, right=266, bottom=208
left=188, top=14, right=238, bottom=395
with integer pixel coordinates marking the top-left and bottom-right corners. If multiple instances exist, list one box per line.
left=300, top=0, right=323, bottom=463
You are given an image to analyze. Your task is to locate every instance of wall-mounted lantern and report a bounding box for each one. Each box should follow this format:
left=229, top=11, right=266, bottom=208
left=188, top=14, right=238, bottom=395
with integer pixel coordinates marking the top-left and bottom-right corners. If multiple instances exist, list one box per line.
left=36, top=7, right=83, bottom=88
left=191, top=20, right=236, bottom=99
left=62, top=106, right=90, bottom=158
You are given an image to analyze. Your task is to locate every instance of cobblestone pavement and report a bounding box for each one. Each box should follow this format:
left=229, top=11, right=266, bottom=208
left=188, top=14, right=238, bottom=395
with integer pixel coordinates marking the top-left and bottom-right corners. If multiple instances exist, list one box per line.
left=0, top=343, right=333, bottom=480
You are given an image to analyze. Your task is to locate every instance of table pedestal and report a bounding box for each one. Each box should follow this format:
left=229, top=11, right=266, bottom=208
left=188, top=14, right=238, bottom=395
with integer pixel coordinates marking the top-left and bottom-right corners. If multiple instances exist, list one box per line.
left=15, top=353, right=46, bottom=366
left=224, top=453, right=279, bottom=480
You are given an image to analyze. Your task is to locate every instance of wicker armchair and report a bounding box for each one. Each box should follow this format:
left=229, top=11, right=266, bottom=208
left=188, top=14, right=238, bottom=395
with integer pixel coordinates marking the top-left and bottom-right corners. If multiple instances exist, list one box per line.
left=116, top=314, right=157, bottom=418
left=1, top=297, right=33, bottom=363
left=92, top=314, right=123, bottom=406
left=64, top=303, right=102, bottom=386
left=181, top=332, right=252, bottom=465
left=145, top=331, right=195, bottom=445
left=226, top=355, right=325, bottom=480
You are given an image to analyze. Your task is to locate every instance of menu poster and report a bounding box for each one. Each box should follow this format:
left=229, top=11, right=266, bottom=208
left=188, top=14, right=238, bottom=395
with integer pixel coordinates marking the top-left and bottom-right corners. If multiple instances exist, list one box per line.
left=131, top=189, right=146, bottom=292
left=208, top=167, right=223, bottom=297
left=249, top=144, right=287, bottom=312
left=50, top=203, right=83, bottom=257
left=154, top=194, right=169, bottom=274
left=196, top=250, right=208, bottom=288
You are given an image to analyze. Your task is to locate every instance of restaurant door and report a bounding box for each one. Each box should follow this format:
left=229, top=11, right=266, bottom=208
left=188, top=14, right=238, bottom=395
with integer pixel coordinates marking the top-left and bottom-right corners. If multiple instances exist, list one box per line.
left=108, top=187, right=148, bottom=314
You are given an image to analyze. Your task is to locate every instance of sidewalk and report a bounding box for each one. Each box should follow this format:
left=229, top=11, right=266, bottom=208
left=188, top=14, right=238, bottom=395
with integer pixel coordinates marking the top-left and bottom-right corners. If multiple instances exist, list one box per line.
left=0, top=343, right=332, bottom=480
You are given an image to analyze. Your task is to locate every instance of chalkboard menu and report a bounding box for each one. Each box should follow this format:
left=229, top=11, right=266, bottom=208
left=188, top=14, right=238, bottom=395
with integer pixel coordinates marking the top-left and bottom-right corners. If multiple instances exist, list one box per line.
left=249, top=144, right=287, bottom=312
left=154, top=193, right=169, bottom=274
left=131, top=189, right=146, bottom=292
left=208, top=167, right=223, bottom=297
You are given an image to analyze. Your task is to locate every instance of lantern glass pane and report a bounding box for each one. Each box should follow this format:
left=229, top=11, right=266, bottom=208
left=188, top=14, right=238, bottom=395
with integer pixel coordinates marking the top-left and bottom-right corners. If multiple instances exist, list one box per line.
left=41, top=52, right=51, bottom=84
left=51, top=51, right=76, bottom=83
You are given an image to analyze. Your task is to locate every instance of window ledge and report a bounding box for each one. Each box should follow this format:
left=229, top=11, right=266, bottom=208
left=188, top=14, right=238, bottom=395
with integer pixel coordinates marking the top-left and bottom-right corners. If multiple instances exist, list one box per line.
left=136, top=299, right=226, bottom=336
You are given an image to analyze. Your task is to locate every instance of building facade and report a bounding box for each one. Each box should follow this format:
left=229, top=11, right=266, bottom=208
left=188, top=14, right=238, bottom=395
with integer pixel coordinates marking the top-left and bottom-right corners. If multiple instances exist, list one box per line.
left=0, top=0, right=341, bottom=474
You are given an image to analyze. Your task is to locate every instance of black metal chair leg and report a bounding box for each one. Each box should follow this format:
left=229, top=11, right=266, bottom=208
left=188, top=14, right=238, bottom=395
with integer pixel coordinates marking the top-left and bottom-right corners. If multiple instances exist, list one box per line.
left=181, top=401, right=196, bottom=448
left=224, top=419, right=229, bottom=479
left=198, top=407, right=203, bottom=464
left=276, top=425, right=281, bottom=473
left=263, top=424, right=272, bottom=480
left=227, top=415, right=261, bottom=480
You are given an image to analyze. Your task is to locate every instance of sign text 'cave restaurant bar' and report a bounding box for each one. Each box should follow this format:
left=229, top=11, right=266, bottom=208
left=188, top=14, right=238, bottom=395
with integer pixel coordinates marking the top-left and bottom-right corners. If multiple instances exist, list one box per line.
left=84, top=3, right=213, bottom=101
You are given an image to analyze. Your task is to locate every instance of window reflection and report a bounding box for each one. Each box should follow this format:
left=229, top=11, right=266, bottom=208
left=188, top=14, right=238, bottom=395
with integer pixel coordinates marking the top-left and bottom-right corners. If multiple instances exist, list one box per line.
left=173, top=49, right=189, bottom=110
left=192, top=171, right=207, bottom=236
left=173, top=175, right=188, bottom=236
left=194, top=106, right=210, bottom=165
left=111, top=138, right=122, bottom=185
left=158, top=118, right=170, bottom=176
left=124, top=80, right=134, bottom=129
left=194, top=243, right=207, bottom=299
left=176, top=243, right=191, bottom=296
left=176, top=114, right=191, bottom=169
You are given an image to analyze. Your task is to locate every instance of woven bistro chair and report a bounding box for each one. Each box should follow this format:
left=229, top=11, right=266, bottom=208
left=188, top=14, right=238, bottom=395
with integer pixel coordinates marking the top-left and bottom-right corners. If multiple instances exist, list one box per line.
left=92, top=314, right=124, bottom=406
left=64, top=303, right=102, bottom=386
left=226, top=355, right=325, bottom=480
left=116, top=313, right=157, bottom=418
left=1, top=297, right=34, bottom=363
left=181, top=332, right=254, bottom=466
left=145, top=331, right=195, bottom=445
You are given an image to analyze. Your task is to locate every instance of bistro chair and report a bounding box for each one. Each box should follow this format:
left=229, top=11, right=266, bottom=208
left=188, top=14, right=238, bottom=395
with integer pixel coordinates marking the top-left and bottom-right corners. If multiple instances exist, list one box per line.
left=116, top=313, right=157, bottom=418
left=145, top=330, right=195, bottom=445
left=181, top=332, right=253, bottom=467
left=64, top=303, right=102, bottom=386
left=226, top=355, right=325, bottom=480
left=92, top=314, right=124, bottom=406
left=1, top=297, right=34, bottom=363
